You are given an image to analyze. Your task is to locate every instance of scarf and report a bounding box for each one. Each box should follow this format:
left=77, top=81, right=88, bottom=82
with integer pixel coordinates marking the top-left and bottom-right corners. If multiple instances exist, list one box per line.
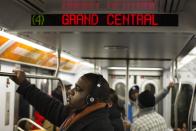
left=60, top=102, right=107, bottom=131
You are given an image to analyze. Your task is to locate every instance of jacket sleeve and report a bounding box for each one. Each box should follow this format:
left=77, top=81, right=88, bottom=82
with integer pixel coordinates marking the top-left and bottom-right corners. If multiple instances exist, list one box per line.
left=16, top=80, right=71, bottom=126
left=155, top=88, right=170, bottom=104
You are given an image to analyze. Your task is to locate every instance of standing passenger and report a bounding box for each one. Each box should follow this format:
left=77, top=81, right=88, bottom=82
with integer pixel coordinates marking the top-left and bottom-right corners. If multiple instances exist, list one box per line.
left=132, top=90, right=167, bottom=131
left=128, top=83, right=174, bottom=123
left=52, top=82, right=72, bottom=103
left=108, top=88, right=125, bottom=131
left=128, top=85, right=140, bottom=123
left=10, top=70, right=114, bottom=131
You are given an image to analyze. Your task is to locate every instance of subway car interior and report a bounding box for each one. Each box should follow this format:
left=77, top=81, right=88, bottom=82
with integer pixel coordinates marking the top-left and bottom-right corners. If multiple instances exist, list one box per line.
left=0, top=0, right=196, bottom=131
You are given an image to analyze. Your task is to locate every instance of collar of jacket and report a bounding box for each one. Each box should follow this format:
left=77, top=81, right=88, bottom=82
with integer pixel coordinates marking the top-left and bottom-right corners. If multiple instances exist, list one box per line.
left=60, top=102, right=107, bottom=130
left=138, top=107, right=155, bottom=117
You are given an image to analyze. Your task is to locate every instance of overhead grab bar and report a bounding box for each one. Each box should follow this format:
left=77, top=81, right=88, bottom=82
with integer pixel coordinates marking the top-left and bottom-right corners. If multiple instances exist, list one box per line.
left=0, top=71, right=67, bottom=105
left=0, top=72, right=59, bottom=79
left=15, top=118, right=46, bottom=131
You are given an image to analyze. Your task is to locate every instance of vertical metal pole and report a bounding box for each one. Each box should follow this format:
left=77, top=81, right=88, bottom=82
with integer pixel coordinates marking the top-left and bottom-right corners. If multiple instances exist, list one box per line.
left=125, top=59, right=129, bottom=116
left=55, top=48, right=61, bottom=77
left=174, top=59, right=179, bottom=83
left=174, top=82, right=181, bottom=128
left=54, top=33, right=61, bottom=77
left=94, top=60, right=97, bottom=73
left=170, top=61, right=174, bottom=82
left=55, top=33, right=67, bottom=105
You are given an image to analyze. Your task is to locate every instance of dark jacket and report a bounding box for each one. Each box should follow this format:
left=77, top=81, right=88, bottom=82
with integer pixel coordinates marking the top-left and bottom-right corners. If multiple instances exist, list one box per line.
left=108, top=106, right=124, bottom=131
left=65, top=109, right=113, bottom=131
left=16, top=81, right=114, bottom=131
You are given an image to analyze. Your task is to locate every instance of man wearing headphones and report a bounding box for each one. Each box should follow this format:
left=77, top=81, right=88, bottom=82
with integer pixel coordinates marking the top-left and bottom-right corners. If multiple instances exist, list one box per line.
left=10, top=70, right=114, bottom=131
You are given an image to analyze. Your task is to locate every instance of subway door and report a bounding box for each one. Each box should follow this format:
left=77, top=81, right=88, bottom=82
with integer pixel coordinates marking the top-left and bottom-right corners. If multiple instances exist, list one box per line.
left=112, top=76, right=126, bottom=108
left=0, top=63, right=16, bottom=131
left=109, top=75, right=133, bottom=108
left=139, top=76, right=161, bottom=95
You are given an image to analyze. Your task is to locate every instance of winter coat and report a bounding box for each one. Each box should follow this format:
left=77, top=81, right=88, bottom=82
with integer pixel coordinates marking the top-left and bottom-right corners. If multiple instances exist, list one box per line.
left=16, top=81, right=114, bottom=131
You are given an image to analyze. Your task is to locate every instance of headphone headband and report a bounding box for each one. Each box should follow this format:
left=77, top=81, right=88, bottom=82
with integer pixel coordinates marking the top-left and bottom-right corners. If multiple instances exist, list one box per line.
left=86, top=74, right=103, bottom=105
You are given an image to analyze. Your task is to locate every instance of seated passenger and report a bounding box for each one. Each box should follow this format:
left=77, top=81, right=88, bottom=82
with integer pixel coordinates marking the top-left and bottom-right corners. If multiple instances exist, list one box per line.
left=132, top=90, right=167, bottom=131
left=10, top=70, right=114, bottom=131
left=128, top=83, right=174, bottom=122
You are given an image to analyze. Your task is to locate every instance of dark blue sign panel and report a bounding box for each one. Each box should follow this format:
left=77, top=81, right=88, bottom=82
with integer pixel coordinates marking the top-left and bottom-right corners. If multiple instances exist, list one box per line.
left=31, top=14, right=178, bottom=26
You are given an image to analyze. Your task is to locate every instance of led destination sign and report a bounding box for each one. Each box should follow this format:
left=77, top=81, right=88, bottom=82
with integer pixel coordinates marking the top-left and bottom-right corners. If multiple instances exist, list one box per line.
left=31, top=14, right=178, bottom=26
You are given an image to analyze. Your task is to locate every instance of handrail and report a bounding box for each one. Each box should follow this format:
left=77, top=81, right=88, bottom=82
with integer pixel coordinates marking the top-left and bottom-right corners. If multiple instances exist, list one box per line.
left=0, top=71, right=67, bottom=105
left=0, top=72, right=59, bottom=79
left=15, top=126, right=24, bottom=131
left=15, top=118, right=46, bottom=131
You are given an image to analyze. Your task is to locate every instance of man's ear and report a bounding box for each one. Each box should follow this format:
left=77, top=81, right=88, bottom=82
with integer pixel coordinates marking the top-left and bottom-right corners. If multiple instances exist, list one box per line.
left=108, top=102, right=113, bottom=108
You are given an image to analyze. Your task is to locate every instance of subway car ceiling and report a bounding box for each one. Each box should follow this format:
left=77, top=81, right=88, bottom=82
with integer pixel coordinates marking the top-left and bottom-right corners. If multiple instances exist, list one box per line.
left=0, top=0, right=196, bottom=70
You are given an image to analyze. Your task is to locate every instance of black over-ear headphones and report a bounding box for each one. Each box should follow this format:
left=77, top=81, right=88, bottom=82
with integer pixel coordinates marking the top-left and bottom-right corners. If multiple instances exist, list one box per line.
left=86, top=74, right=103, bottom=105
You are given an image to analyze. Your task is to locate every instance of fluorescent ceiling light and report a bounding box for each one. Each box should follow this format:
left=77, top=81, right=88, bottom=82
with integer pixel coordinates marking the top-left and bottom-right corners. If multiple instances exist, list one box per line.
left=80, top=61, right=94, bottom=68
left=0, top=31, right=95, bottom=68
left=60, top=52, right=94, bottom=68
left=108, top=67, right=163, bottom=71
left=0, top=31, right=53, bottom=52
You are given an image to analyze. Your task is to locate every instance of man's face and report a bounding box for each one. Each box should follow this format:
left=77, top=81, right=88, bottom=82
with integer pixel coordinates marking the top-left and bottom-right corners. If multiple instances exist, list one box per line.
left=130, top=91, right=139, bottom=101
left=68, top=76, right=92, bottom=109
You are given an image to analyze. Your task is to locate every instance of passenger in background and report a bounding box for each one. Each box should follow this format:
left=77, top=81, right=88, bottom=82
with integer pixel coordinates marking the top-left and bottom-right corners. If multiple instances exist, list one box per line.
left=132, top=90, right=167, bottom=131
left=32, top=81, right=48, bottom=130
left=34, top=82, right=72, bottom=131
left=10, top=70, right=114, bottom=131
left=128, top=85, right=139, bottom=123
left=108, top=88, right=125, bottom=131
left=174, top=122, right=187, bottom=131
left=128, top=83, right=174, bottom=123
left=52, top=82, right=72, bottom=103
left=51, top=82, right=72, bottom=131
